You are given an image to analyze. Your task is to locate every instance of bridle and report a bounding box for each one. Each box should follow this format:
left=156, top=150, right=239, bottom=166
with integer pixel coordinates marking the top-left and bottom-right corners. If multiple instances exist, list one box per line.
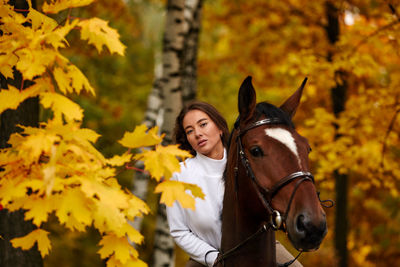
left=215, top=117, right=333, bottom=267
left=236, top=117, right=315, bottom=231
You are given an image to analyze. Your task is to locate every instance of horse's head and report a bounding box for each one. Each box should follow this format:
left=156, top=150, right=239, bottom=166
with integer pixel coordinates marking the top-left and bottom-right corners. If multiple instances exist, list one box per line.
left=233, top=76, right=327, bottom=252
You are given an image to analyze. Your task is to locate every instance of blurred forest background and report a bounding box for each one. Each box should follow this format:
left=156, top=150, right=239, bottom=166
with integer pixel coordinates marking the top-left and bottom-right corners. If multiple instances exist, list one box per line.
left=2, top=0, right=400, bottom=266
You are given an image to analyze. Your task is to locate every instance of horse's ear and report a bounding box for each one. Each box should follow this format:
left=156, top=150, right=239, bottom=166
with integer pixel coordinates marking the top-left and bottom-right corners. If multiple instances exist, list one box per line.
left=280, top=77, right=308, bottom=118
left=238, top=76, right=256, bottom=123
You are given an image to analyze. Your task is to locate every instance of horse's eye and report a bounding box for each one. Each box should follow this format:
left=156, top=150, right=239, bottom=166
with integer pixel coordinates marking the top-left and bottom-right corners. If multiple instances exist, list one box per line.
left=250, top=146, right=264, bottom=158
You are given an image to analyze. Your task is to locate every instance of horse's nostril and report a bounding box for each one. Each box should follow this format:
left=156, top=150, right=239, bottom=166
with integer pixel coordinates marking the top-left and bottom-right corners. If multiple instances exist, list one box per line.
left=296, top=215, right=306, bottom=233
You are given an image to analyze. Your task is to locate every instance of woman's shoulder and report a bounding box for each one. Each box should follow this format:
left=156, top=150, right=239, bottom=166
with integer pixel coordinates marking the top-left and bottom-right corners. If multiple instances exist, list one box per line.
left=173, top=156, right=201, bottom=181
left=179, top=156, right=199, bottom=173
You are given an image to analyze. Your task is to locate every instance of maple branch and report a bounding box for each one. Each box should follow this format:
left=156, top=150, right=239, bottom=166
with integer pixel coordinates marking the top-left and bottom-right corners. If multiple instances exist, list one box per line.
left=352, top=20, right=400, bottom=53
left=352, top=2, right=400, bottom=53
left=20, top=77, right=24, bottom=91
left=58, top=14, right=80, bottom=29
left=380, top=106, right=400, bottom=169
left=13, top=8, right=30, bottom=12
left=125, top=163, right=148, bottom=174
left=282, top=0, right=325, bottom=28
left=67, top=8, right=72, bottom=22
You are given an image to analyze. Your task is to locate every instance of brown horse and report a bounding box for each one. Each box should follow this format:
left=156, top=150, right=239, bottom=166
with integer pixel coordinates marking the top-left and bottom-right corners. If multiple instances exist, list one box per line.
left=216, top=77, right=330, bottom=266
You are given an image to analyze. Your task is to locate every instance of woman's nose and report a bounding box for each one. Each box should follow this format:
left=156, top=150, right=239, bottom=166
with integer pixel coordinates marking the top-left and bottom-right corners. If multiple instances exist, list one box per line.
left=194, top=129, right=202, bottom=138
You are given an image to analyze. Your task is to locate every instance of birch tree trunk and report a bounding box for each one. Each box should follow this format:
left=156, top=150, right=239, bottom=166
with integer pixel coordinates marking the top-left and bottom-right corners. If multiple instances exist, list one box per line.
left=129, top=0, right=202, bottom=265
left=152, top=1, right=203, bottom=266
left=181, top=0, right=203, bottom=105
left=152, top=1, right=186, bottom=266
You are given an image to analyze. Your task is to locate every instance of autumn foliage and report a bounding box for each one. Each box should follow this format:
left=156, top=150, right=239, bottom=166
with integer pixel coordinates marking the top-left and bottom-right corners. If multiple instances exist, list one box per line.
left=0, top=1, right=203, bottom=266
left=198, top=0, right=400, bottom=266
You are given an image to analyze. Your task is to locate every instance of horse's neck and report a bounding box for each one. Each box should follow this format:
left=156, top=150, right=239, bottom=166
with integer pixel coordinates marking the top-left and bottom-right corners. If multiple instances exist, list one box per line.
left=221, top=196, right=277, bottom=266
left=221, top=141, right=277, bottom=266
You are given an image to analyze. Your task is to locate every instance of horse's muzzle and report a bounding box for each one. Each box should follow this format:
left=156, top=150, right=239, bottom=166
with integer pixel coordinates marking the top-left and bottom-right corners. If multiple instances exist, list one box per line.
left=289, top=212, right=327, bottom=252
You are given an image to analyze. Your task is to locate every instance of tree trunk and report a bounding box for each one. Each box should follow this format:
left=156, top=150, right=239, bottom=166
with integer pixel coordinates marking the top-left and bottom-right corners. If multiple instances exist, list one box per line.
left=159, top=0, right=185, bottom=144
left=152, top=1, right=186, bottom=266
left=181, top=0, right=203, bottom=105
left=151, top=1, right=203, bottom=266
left=0, top=2, right=42, bottom=264
left=129, top=0, right=202, bottom=265
left=325, top=2, right=348, bottom=267
left=0, top=92, right=42, bottom=266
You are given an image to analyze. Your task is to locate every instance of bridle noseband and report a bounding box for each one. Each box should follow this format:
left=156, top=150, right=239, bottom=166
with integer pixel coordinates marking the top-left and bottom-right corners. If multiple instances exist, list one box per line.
left=216, top=117, right=333, bottom=267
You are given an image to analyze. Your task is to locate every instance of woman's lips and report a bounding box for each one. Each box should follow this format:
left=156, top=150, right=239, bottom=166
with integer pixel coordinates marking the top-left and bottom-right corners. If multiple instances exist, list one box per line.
left=198, top=139, right=207, bottom=147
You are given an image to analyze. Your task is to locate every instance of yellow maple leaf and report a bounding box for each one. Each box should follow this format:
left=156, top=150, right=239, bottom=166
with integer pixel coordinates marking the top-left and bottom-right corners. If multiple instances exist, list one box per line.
left=40, top=92, right=83, bottom=121
left=0, top=177, right=27, bottom=206
left=45, top=20, right=78, bottom=50
left=154, top=181, right=196, bottom=210
left=106, top=255, right=147, bottom=267
left=81, top=179, right=127, bottom=208
left=126, top=195, right=150, bottom=219
left=134, top=145, right=192, bottom=181
left=19, top=129, right=60, bottom=162
left=45, top=123, right=105, bottom=165
left=0, top=4, right=27, bottom=25
left=81, top=180, right=128, bottom=232
left=42, top=0, right=95, bottom=14
left=55, top=188, right=93, bottom=231
left=98, top=234, right=138, bottom=264
left=0, top=53, right=18, bottom=79
left=54, top=54, right=95, bottom=95
left=53, top=63, right=95, bottom=95
left=27, top=7, right=57, bottom=32
left=78, top=18, right=126, bottom=56
left=119, top=125, right=163, bottom=149
left=183, top=183, right=205, bottom=200
left=15, top=48, right=56, bottom=80
left=120, top=223, right=143, bottom=244
left=53, top=66, right=71, bottom=94
left=68, top=64, right=96, bottom=95
left=71, top=127, right=101, bottom=144
left=11, top=229, right=51, bottom=258
left=0, top=85, right=40, bottom=114
left=23, top=195, right=56, bottom=226
left=106, top=152, right=132, bottom=166
left=0, top=61, right=14, bottom=79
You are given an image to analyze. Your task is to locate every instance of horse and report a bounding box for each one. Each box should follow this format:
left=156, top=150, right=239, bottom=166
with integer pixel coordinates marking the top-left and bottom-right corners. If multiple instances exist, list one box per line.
left=215, top=77, right=331, bottom=266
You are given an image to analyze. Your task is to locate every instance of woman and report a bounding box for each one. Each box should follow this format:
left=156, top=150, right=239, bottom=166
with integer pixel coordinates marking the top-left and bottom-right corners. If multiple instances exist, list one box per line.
left=166, top=101, right=302, bottom=267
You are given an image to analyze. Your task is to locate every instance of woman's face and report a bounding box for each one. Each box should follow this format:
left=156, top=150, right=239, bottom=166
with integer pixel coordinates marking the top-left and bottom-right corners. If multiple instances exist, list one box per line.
left=183, top=109, right=224, bottom=159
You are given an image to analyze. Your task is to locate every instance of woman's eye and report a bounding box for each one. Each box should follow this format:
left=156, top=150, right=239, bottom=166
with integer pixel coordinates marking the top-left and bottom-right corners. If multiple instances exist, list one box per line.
left=200, top=122, right=207, bottom=127
left=250, top=146, right=264, bottom=158
left=186, top=129, right=193, bottom=135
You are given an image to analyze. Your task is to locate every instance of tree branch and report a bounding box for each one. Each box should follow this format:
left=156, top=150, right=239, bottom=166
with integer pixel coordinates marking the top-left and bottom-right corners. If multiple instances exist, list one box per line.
left=380, top=104, right=400, bottom=169
left=352, top=2, right=400, bottom=53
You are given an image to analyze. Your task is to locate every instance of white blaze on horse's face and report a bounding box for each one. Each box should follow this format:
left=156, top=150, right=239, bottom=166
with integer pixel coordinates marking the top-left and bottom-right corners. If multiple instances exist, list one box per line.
left=264, top=128, right=301, bottom=166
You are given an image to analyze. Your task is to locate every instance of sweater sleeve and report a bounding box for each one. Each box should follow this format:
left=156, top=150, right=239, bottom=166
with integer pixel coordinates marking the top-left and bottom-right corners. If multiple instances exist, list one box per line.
left=166, top=200, right=218, bottom=266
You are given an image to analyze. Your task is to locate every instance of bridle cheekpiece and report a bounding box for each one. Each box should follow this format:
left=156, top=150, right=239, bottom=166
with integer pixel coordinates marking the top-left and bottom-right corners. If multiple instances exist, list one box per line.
left=235, top=117, right=315, bottom=230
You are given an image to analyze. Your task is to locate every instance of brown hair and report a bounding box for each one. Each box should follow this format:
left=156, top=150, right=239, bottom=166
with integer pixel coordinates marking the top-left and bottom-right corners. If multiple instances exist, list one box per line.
left=173, top=101, right=229, bottom=156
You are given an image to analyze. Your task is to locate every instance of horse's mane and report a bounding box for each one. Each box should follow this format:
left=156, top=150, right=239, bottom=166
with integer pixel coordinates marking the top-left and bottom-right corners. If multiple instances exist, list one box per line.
left=229, top=102, right=294, bottom=148
left=253, top=102, right=294, bottom=128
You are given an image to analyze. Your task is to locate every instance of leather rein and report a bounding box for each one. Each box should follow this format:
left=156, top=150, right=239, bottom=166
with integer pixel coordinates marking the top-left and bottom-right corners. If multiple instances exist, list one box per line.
left=216, top=118, right=333, bottom=267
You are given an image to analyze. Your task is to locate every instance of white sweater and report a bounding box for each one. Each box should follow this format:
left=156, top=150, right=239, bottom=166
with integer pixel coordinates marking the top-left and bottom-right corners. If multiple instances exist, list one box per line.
left=166, top=150, right=226, bottom=266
